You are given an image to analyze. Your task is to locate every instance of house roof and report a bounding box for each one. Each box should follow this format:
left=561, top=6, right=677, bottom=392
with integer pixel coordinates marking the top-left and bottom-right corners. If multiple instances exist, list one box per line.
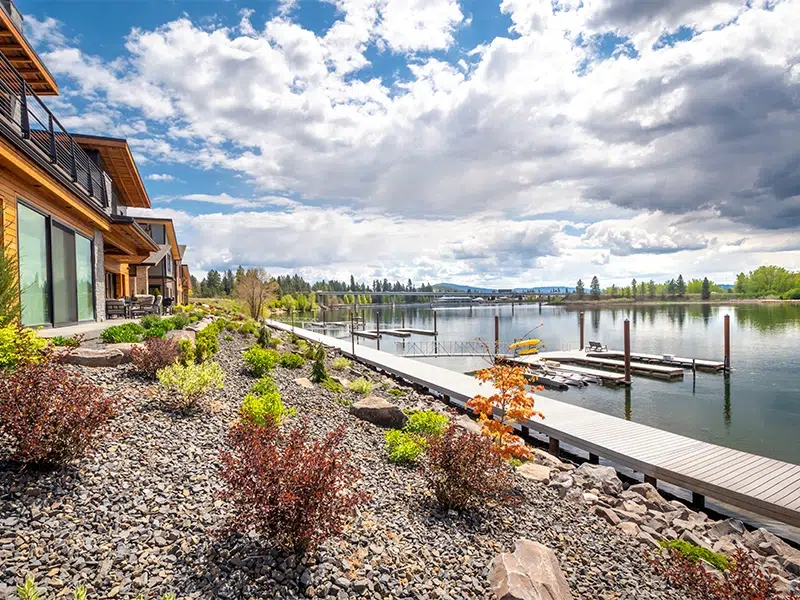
left=0, top=5, right=58, bottom=95
left=139, top=244, right=171, bottom=267
left=134, top=217, right=181, bottom=261
left=181, top=264, right=191, bottom=289
left=72, top=134, right=150, bottom=209
left=178, top=244, right=186, bottom=259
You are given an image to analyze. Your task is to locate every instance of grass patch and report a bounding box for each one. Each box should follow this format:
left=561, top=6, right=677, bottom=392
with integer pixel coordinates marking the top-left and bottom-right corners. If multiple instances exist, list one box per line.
left=347, top=378, right=373, bottom=395
left=331, top=357, right=351, bottom=370
left=321, top=378, right=344, bottom=394
left=388, top=388, right=406, bottom=397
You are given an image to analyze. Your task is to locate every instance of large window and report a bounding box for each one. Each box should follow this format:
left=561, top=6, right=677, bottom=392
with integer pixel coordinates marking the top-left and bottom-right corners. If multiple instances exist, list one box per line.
left=17, top=200, right=95, bottom=327
left=18, top=203, right=50, bottom=326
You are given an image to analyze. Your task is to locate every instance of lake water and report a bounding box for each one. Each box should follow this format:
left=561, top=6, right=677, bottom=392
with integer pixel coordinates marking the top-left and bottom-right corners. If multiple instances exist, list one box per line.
left=321, top=303, right=800, bottom=465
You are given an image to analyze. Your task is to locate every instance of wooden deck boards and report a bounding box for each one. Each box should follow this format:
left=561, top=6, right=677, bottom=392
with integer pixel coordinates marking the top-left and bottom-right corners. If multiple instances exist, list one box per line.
left=536, top=351, right=685, bottom=379
left=266, top=321, right=800, bottom=528
left=589, top=350, right=725, bottom=371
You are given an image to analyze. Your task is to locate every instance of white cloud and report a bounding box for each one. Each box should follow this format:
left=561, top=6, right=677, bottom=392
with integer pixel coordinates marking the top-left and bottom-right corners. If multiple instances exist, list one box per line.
left=146, top=173, right=177, bottom=181
left=37, top=0, right=800, bottom=286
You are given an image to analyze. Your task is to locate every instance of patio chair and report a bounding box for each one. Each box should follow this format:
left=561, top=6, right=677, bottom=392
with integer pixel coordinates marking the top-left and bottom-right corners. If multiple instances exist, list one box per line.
left=105, top=299, right=128, bottom=319
left=130, top=295, right=156, bottom=317
left=162, top=297, right=174, bottom=314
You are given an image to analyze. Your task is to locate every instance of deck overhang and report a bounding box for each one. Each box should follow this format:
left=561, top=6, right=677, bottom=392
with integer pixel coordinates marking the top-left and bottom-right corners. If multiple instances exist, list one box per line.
left=72, top=135, right=150, bottom=209
left=105, top=215, right=159, bottom=260
left=0, top=6, right=58, bottom=95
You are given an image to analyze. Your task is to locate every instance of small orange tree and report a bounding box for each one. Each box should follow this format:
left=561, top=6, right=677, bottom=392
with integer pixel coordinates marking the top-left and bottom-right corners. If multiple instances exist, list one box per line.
left=467, top=362, right=544, bottom=460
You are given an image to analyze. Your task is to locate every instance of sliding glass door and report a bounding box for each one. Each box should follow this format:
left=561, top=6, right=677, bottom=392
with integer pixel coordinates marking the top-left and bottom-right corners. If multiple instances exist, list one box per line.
left=17, top=200, right=95, bottom=327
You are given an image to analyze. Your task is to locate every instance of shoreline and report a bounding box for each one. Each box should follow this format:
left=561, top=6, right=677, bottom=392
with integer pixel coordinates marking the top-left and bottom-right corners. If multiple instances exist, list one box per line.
left=558, top=298, right=800, bottom=307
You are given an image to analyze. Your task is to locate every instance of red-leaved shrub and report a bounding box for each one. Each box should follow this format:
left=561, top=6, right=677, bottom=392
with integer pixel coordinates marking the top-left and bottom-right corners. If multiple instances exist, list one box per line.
left=131, top=336, right=180, bottom=379
left=0, top=357, right=117, bottom=465
left=652, top=547, right=800, bottom=600
left=220, top=421, right=368, bottom=551
left=420, top=424, right=517, bottom=510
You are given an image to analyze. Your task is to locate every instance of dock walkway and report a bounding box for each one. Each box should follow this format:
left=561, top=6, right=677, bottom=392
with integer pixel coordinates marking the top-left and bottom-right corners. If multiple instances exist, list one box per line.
left=588, top=350, right=725, bottom=372
left=266, top=320, right=800, bottom=528
left=520, top=350, right=685, bottom=380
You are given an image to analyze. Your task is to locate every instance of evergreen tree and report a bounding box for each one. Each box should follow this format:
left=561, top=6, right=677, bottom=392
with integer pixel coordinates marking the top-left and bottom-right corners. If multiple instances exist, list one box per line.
left=701, top=277, right=711, bottom=300
left=676, top=274, right=686, bottom=297
left=735, top=272, right=747, bottom=295
left=610, top=284, right=617, bottom=297
left=648, top=280, right=656, bottom=298
left=205, top=270, right=222, bottom=297
left=349, top=275, right=356, bottom=291
left=575, top=279, right=585, bottom=299
left=234, top=265, right=245, bottom=286
left=639, top=281, right=646, bottom=297
left=631, top=278, right=637, bottom=300
left=667, top=279, right=677, bottom=296
left=590, top=276, right=601, bottom=300
left=222, top=270, right=234, bottom=296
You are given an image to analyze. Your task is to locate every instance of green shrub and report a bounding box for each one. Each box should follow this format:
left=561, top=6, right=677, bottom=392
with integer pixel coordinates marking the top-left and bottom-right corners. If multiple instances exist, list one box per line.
left=347, top=377, right=373, bottom=395
left=101, top=322, right=144, bottom=344
left=244, top=346, right=280, bottom=376
left=333, top=395, right=352, bottom=407
left=240, top=377, right=295, bottom=427
left=405, top=410, right=449, bottom=436
left=0, top=325, right=48, bottom=371
left=257, top=325, right=272, bottom=347
left=157, top=361, right=225, bottom=412
left=140, top=314, right=162, bottom=329
left=781, top=287, right=800, bottom=300
left=310, top=344, right=327, bottom=383
left=321, top=378, right=344, bottom=393
left=660, top=540, right=731, bottom=571
left=267, top=337, right=281, bottom=349
left=296, top=339, right=309, bottom=355
left=15, top=574, right=177, bottom=600
left=384, top=430, right=426, bottom=465
left=280, top=352, right=305, bottom=369
left=388, top=388, right=406, bottom=397
left=0, top=245, right=21, bottom=326
left=170, top=313, right=190, bottom=329
left=50, top=334, right=82, bottom=348
left=239, top=320, right=258, bottom=335
left=178, top=339, right=195, bottom=366
left=195, top=326, right=220, bottom=362
left=224, top=334, right=233, bottom=341
left=226, top=321, right=238, bottom=332
left=142, top=322, right=169, bottom=339
left=331, top=357, right=351, bottom=370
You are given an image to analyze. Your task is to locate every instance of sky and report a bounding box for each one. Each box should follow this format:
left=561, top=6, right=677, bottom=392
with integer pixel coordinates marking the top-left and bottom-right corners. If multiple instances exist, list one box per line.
left=20, top=0, right=800, bottom=287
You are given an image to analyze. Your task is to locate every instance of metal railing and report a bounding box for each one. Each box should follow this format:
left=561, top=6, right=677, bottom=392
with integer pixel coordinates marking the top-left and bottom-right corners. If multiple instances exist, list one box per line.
left=395, top=340, right=512, bottom=357
left=0, top=51, right=113, bottom=214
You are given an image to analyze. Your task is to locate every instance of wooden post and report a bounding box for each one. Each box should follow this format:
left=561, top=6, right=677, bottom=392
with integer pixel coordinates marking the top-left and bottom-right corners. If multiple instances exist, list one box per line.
left=589, top=453, right=599, bottom=464
left=376, top=312, right=381, bottom=351
left=692, top=491, right=705, bottom=509
left=549, top=437, right=560, bottom=457
left=623, top=319, right=631, bottom=384
left=291, top=310, right=295, bottom=333
left=434, top=311, right=438, bottom=335
left=350, top=310, right=355, bottom=356
left=724, top=314, right=731, bottom=371
left=402, top=310, right=405, bottom=329
left=579, top=312, right=585, bottom=350
left=644, top=474, right=658, bottom=487
left=494, top=315, right=500, bottom=355
left=692, top=358, right=696, bottom=377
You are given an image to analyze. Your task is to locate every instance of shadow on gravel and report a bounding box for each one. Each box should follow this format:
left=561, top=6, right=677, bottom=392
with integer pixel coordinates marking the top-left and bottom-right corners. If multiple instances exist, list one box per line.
left=176, top=532, right=310, bottom=599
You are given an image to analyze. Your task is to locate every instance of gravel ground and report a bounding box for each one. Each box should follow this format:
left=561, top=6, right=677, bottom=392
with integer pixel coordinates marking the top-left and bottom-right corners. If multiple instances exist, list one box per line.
left=1, top=332, right=683, bottom=600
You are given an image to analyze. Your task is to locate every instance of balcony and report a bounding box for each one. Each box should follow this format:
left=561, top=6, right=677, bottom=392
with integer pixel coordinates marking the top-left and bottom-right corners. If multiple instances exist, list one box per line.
left=0, top=50, right=114, bottom=214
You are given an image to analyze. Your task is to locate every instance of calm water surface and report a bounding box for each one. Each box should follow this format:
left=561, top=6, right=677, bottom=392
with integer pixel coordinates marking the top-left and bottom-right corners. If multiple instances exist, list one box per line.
left=322, top=303, right=800, bottom=464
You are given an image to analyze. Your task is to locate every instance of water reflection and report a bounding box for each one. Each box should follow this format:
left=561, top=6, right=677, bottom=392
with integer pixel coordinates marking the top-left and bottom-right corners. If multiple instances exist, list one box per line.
left=735, top=305, right=800, bottom=333
left=724, top=373, right=732, bottom=427
left=624, top=385, right=632, bottom=421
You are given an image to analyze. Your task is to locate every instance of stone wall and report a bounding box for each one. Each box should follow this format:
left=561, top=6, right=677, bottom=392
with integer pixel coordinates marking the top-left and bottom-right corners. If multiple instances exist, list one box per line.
left=134, top=266, right=150, bottom=295
left=93, top=229, right=105, bottom=321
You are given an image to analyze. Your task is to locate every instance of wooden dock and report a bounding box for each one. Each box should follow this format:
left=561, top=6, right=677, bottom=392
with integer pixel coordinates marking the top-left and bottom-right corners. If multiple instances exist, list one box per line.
left=588, top=350, right=725, bottom=372
left=508, top=355, right=628, bottom=386
left=266, top=320, right=800, bottom=529
left=396, top=328, right=437, bottom=336
left=534, top=351, right=684, bottom=380
left=353, top=330, right=380, bottom=340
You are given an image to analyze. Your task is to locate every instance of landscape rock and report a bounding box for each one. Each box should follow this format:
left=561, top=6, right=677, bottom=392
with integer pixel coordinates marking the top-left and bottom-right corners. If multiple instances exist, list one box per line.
left=60, top=347, right=124, bottom=367
left=532, top=449, right=569, bottom=471
left=548, top=473, right=573, bottom=499
left=453, top=414, right=483, bottom=435
left=592, top=506, right=621, bottom=526
left=349, top=396, right=408, bottom=428
left=166, top=329, right=195, bottom=343
left=294, top=377, right=314, bottom=389
left=707, top=518, right=746, bottom=540
left=572, top=464, right=623, bottom=496
left=488, top=539, right=573, bottom=600
left=638, top=531, right=662, bottom=550
left=105, top=343, right=140, bottom=364
left=617, top=522, right=640, bottom=537
left=517, top=463, right=551, bottom=484
left=626, top=483, right=675, bottom=512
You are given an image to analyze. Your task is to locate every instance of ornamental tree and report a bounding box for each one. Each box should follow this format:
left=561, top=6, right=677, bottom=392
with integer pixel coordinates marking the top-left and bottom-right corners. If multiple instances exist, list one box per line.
left=467, top=363, right=544, bottom=460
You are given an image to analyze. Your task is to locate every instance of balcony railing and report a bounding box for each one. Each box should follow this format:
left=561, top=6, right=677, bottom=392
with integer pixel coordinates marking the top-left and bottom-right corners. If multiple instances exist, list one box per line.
left=0, top=50, right=114, bottom=213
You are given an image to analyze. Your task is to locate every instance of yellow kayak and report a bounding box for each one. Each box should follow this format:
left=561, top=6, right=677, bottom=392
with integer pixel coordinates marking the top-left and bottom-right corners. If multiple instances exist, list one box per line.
left=517, top=347, right=540, bottom=355
left=508, top=338, right=542, bottom=350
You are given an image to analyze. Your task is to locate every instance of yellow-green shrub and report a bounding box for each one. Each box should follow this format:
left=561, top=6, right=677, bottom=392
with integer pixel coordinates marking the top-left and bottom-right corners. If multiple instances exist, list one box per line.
left=384, top=430, right=426, bottom=465
left=157, top=361, right=225, bottom=412
left=0, top=324, right=47, bottom=371
left=244, top=346, right=280, bottom=376
left=331, top=357, right=352, bottom=370
left=240, top=376, right=295, bottom=427
left=347, top=378, right=373, bottom=395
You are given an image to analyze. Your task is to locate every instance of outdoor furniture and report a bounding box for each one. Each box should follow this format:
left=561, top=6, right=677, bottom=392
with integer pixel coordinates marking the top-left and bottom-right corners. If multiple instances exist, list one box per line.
left=130, top=295, right=156, bottom=317
left=162, top=297, right=174, bottom=314
left=154, top=295, right=163, bottom=315
left=105, top=299, right=128, bottom=319
left=587, top=341, right=608, bottom=352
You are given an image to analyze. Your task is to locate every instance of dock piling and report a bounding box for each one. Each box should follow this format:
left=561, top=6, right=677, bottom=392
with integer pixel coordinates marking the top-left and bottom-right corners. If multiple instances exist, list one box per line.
left=376, top=312, right=381, bottom=351
left=644, top=474, right=658, bottom=487
left=549, top=437, right=560, bottom=457
left=724, top=314, right=731, bottom=371
left=402, top=310, right=405, bottom=329
left=494, top=315, right=500, bottom=355
left=350, top=310, right=355, bottom=356
left=589, top=453, right=599, bottom=464
left=623, top=319, right=632, bottom=384
left=579, top=312, right=585, bottom=351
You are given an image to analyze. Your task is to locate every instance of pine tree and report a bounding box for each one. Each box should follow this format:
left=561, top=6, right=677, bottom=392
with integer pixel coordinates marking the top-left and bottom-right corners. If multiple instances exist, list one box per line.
left=575, top=279, right=585, bottom=299
left=648, top=280, right=656, bottom=298
left=701, top=277, right=711, bottom=300
left=234, top=265, right=245, bottom=286
left=631, top=278, right=637, bottom=300
left=590, top=276, right=601, bottom=300
left=676, top=274, right=686, bottom=298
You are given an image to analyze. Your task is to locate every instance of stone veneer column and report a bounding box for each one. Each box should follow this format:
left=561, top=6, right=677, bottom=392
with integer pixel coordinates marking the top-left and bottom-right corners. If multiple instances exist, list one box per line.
left=94, top=229, right=106, bottom=321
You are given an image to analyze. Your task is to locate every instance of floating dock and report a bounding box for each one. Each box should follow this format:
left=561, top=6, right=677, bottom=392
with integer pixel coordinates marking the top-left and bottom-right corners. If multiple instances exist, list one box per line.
left=267, top=320, right=800, bottom=530
left=588, top=350, right=725, bottom=372
left=532, top=351, right=684, bottom=380
left=353, top=330, right=380, bottom=340
left=506, top=355, right=629, bottom=385
left=395, top=328, right=437, bottom=336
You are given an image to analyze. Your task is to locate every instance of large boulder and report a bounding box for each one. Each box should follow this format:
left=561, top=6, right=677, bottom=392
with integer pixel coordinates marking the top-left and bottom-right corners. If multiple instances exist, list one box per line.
left=104, top=343, right=140, bottom=364
left=488, top=539, right=573, bottom=600
left=572, top=464, right=623, bottom=496
left=517, top=463, right=551, bottom=484
left=60, top=348, right=124, bottom=368
left=532, top=449, right=569, bottom=471
left=166, top=329, right=195, bottom=343
left=349, top=396, right=408, bottom=429
left=626, top=483, right=674, bottom=512
left=453, top=414, right=483, bottom=435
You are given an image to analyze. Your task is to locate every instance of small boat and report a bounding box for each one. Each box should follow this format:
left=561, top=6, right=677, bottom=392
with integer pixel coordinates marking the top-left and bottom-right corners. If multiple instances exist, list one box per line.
left=525, top=370, right=569, bottom=391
